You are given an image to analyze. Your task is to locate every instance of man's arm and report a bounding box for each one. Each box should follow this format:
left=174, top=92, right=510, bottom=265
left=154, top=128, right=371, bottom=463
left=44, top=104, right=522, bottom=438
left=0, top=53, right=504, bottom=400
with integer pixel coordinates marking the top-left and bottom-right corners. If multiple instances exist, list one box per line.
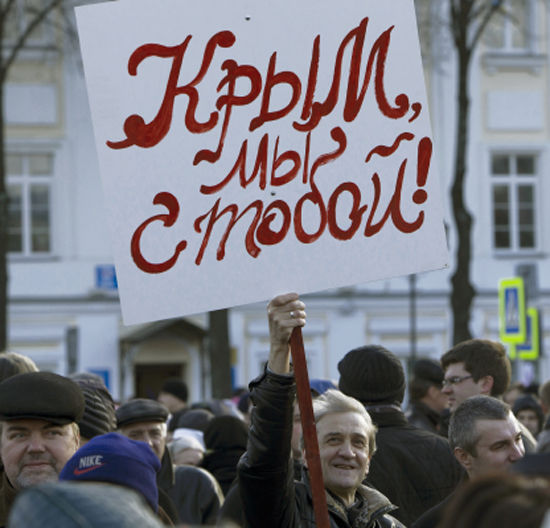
left=267, top=293, right=306, bottom=374
left=238, top=293, right=306, bottom=528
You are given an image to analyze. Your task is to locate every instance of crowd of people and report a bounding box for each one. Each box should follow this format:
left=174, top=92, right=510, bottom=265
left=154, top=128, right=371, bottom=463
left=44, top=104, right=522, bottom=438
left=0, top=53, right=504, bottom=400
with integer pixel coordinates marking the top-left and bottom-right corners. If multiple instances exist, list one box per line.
left=1, top=293, right=550, bottom=527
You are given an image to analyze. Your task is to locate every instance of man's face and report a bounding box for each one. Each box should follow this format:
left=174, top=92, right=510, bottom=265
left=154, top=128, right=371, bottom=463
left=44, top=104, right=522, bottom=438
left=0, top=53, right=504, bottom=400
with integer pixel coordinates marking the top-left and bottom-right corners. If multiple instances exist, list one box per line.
left=516, top=409, right=540, bottom=436
left=442, top=362, right=490, bottom=412
left=313, top=412, right=371, bottom=506
left=120, top=421, right=166, bottom=460
left=0, top=419, right=79, bottom=490
left=458, top=413, right=524, bottom=478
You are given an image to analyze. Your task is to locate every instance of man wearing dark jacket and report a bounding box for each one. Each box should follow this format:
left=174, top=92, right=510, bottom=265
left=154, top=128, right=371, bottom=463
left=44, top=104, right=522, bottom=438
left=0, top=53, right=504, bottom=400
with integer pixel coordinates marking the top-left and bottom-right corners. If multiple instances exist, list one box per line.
left=238, top=293, right=404, bottom=528
left=412, top=395, right=525, bottom=528
left=338, top=345, right=463, bottom=526
left=116, top=399, right=223, bottom=526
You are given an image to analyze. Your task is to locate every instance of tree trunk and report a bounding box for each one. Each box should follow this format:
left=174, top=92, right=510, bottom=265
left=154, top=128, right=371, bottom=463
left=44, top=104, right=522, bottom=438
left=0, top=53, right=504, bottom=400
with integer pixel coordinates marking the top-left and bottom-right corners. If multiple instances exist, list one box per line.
left=449, top=12, right=475, bottom=345
left=208, top=309, right=232, bottom=398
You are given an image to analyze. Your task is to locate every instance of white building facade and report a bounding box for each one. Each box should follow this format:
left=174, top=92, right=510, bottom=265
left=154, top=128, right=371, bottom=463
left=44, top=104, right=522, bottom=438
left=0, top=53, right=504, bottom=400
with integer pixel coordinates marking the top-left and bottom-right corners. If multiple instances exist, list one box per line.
left=5, top=0, right=550, bottom=401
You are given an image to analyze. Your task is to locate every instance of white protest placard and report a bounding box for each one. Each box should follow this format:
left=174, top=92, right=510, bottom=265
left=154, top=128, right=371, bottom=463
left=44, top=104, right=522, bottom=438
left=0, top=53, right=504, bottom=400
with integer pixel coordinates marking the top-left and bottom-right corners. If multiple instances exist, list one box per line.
left=76, top=0, right=448, bottom=325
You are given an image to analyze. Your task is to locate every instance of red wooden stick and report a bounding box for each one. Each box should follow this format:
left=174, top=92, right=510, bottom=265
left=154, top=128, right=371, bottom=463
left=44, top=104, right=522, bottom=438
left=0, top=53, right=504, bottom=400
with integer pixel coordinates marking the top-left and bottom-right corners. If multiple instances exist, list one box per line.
left=290, top=327, right=330, bottom=528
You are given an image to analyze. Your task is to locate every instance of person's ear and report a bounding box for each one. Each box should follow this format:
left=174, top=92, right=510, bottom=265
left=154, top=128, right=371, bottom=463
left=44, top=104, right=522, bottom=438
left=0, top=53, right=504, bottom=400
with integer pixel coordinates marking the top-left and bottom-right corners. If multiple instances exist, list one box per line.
left=454, top=447, right=473, bottom=472
left=478, top=375, right=494, bottom=395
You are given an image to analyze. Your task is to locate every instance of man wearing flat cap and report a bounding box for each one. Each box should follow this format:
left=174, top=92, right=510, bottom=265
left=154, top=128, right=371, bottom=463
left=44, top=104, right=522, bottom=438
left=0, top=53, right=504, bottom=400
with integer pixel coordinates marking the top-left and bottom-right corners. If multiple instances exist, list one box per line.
left=116, top=398, right=223, bottom=526
left=0, top=372, right=84, bottom=525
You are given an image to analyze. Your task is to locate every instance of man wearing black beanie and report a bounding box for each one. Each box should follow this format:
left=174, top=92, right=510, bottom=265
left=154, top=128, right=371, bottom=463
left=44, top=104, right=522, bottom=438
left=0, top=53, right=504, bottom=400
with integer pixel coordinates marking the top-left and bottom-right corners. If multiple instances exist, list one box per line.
left=338, top=346, right=463, bottom=526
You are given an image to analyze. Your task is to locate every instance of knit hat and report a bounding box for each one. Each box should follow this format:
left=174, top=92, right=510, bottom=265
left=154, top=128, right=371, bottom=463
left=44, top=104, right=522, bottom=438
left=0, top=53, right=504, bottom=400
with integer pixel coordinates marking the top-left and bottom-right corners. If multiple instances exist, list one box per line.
left=7, top=481, right=163, bottom=528
left=116, top=399, right=169, bottom=428
left=0, top=372, right=85, bottom=425
left=69, top=373, right=116, bottom=440
left=413, top=358, right=444, bottom=385
left=59, top=432, right=160, bottom=512
left=338, top=345, right=406, bottom=404
left=160, top=378, right=188, bottom=403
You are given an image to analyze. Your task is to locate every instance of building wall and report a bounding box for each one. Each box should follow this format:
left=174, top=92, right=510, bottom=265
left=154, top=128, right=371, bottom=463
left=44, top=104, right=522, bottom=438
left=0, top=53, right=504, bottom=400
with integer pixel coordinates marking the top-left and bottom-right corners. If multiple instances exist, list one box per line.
left=5, top=1, right=550, bottom=400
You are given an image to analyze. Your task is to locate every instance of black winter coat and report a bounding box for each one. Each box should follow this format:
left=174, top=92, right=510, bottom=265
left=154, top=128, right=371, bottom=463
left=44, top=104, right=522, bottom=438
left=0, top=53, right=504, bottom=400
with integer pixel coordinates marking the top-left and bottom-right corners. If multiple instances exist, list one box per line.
left=158, top=449, right=224, bottom=526
left=238, top=370, right=404, bottom=528
left=364, top=405, right=464, bottom=526
left=405, top=401, right=441, bottom=435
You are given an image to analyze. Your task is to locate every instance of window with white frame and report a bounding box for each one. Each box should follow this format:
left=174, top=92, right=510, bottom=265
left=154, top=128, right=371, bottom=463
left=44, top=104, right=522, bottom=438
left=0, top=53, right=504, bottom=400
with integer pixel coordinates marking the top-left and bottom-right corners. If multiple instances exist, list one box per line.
left=491, top=153, right=537, bottom=252
left=7, top=152, right=53, bottom=256
left=484, top=0, right=534, bottom=52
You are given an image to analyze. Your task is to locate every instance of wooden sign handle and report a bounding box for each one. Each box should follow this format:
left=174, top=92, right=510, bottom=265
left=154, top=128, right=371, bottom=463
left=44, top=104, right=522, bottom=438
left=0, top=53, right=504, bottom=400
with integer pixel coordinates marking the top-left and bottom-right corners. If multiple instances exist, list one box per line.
left=290, top=327, right=330, bottom=528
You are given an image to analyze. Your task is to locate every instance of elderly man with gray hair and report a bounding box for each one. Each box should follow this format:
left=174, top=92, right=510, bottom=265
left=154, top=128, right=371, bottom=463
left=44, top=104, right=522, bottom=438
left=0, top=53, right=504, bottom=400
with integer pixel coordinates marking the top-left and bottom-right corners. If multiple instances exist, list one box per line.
left=412, top=395, right=525, bottom=528
left=238, top=293, right=404, bottom=528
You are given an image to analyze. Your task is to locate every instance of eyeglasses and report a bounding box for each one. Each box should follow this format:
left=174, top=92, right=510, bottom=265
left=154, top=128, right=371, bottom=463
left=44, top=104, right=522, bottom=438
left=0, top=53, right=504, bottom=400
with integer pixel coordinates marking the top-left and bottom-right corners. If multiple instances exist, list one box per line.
left=442, top=375, right=473, bottom=387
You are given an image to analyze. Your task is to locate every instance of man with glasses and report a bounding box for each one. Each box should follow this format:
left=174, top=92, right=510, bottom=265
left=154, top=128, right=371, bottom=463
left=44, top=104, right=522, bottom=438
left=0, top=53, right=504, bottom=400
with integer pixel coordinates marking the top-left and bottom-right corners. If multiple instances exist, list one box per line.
left=441, top=339, right=511, bottom=413
left=440, top=338, right=536, bottom=450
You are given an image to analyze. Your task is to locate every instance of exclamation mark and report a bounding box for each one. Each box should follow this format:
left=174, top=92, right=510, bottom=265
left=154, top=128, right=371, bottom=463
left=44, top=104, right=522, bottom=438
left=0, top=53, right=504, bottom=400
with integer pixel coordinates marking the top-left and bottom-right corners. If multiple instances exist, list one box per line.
left=413, top=137, right=432, bottom=205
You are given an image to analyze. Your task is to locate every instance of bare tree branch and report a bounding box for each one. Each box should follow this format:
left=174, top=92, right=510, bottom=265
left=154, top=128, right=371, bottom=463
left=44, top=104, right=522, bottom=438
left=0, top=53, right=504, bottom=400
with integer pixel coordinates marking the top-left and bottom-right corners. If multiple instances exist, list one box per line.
left=0, top=0, right=18, bottom=20
left=449, top=0, right=461, bottom=44
left=470, top=0, right=504, bottom=49
left=1, top=0, right=64, bottom=81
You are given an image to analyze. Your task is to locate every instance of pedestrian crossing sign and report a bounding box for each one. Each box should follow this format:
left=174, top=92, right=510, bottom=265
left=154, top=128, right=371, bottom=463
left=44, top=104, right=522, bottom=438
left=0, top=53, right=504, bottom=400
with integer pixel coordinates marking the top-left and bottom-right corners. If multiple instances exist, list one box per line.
left=498, top=278, right=526, bottom=344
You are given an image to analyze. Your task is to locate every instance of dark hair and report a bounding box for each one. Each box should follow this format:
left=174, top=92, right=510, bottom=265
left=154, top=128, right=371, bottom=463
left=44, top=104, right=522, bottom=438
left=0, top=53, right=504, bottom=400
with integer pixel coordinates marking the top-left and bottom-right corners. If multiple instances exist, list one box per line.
left=439, top=473, right=550, bottom=528
left=512, top=395, right=544, bottom=435
left=539, top=380, right=550, bottom=410
left=409, top=358, right=443, bottom=401
left=449, top=395, right=511, bottom=454
left=160, top=378, right=188, bottom=403
left=441, top=339, right=511, bottom=397
left=409, top=377, right=435, bottom=401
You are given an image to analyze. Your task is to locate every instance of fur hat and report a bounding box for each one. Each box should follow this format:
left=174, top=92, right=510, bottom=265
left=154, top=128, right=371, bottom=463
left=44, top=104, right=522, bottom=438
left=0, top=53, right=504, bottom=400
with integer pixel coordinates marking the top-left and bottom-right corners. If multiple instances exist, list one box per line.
left=338, top=345, right=405, bottom=404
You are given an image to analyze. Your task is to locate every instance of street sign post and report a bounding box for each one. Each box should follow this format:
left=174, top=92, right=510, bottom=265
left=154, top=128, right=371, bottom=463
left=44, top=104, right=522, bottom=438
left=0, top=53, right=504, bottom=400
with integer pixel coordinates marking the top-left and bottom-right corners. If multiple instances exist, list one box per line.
left=510, top=307, right=539, bottom=361
left=498, top=277, right=526, bottom=345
